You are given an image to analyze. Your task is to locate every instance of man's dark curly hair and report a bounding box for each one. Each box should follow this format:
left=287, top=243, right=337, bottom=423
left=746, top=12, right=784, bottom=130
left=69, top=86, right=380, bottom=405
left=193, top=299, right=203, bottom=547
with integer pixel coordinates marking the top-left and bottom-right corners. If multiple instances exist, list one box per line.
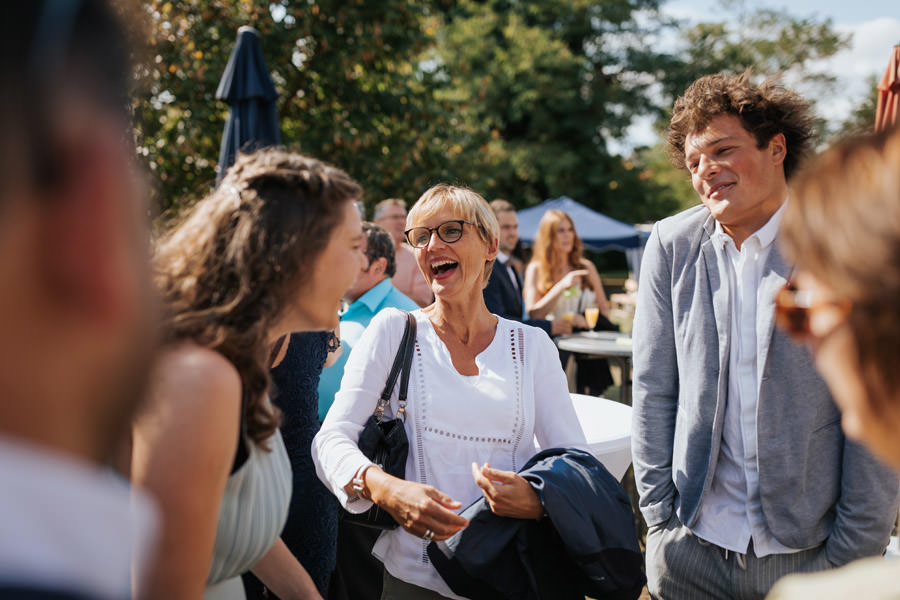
left=362, top=222, right=397, bottom=277
left=667, top=72, right=817, bottom=180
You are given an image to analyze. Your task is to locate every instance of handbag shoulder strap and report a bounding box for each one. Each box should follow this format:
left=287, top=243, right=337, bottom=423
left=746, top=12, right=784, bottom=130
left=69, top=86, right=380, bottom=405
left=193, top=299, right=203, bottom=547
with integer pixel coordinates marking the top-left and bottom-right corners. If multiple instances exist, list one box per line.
left=375, top=311, right=417, bottom=422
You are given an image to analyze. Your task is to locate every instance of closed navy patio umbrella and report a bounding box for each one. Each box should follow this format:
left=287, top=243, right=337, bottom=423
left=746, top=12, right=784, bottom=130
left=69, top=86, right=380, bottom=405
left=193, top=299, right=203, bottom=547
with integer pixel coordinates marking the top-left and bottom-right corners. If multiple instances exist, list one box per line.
left=215, top=25, right=281, bottom=183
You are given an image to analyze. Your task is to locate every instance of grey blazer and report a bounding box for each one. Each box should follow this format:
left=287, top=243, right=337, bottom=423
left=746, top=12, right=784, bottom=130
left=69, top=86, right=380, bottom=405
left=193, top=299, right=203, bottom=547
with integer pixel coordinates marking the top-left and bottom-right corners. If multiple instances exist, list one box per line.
left=631, top=205, right=899, bottom=566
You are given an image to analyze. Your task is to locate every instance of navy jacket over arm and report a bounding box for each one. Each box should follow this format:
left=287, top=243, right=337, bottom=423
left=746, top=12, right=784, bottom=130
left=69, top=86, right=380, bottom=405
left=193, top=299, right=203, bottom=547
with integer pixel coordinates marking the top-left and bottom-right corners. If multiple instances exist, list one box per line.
left=427, top=448, right=645, bottom=600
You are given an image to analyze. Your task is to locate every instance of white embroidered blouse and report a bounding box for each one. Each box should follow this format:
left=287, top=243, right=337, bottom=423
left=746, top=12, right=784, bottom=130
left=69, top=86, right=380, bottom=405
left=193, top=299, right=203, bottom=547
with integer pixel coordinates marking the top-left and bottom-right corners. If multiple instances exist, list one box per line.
left=312, top=308, right=586, bottom=598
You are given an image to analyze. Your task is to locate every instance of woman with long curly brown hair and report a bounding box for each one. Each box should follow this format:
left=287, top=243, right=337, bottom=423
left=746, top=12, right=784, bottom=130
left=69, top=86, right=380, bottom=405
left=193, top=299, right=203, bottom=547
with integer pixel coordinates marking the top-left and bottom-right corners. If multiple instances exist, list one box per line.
left=523, top=209, right=610, bottom=326
left=132, top=149, right=366, bottom=600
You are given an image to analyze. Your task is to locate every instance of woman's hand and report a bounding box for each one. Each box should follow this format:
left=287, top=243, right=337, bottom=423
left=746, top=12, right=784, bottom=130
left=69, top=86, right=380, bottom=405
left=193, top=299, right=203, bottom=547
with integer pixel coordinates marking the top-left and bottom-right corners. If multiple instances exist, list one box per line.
left=471, top=463, right=544, bottom=520
left=571, top=314, right=589, bottom=330
left=559, top=269, right=588, bottom=290
left=366, top=468, right=469, bottom=541
left=251, top=538, right=323, bottom=600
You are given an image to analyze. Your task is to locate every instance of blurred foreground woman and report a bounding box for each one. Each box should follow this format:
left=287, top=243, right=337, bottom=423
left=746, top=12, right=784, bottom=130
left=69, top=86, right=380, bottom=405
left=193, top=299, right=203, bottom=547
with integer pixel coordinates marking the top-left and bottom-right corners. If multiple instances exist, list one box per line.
left=768, top=127, right=900, bottom=599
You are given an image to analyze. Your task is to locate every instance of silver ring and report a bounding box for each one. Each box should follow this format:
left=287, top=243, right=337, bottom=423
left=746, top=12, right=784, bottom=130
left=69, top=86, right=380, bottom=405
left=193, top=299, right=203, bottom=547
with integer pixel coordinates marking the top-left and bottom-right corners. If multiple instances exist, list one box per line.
left=423, top=528, right=434, bottom=541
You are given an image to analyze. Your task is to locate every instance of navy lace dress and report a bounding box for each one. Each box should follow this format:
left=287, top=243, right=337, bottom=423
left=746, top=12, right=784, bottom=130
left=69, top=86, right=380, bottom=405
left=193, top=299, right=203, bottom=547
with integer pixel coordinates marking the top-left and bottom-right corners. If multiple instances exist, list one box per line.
left=243, top=331, right=340, bottom=598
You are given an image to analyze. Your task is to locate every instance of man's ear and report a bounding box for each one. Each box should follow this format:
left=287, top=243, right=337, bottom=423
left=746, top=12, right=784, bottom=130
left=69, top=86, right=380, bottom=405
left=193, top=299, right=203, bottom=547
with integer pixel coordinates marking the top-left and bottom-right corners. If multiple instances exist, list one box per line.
left=769, top=133, right=787, bottom=166
left=371, top=256, right=388, bottom=278
left=40, top=130, right=137, bottom=322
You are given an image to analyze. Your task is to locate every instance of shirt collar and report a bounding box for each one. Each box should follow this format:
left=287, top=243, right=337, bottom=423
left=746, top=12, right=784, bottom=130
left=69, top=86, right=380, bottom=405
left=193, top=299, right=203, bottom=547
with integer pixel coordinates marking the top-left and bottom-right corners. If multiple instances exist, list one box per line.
left=713, top=197, right=787, bottom=250
left=497, top=250, right=510, bottom=265
left=344, top=277, right=393, bottom=315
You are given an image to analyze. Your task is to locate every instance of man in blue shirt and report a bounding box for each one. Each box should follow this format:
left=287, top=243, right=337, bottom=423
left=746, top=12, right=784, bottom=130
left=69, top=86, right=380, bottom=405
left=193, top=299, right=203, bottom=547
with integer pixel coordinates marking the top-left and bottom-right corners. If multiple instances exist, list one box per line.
left=319, top=222, right=417, bottom=600
left=317, top=222, right=418, bottom=421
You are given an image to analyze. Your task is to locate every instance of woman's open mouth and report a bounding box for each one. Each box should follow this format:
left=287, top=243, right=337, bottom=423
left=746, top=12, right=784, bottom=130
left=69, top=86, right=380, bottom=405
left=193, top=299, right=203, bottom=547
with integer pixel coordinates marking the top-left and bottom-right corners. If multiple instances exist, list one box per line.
left=430, top=259, right=459, bottom=280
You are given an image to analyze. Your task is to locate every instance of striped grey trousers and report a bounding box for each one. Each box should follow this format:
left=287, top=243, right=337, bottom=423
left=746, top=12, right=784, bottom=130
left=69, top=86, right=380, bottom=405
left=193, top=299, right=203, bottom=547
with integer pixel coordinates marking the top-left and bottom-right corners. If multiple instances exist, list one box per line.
left=645, top=512, right=833, bottom=600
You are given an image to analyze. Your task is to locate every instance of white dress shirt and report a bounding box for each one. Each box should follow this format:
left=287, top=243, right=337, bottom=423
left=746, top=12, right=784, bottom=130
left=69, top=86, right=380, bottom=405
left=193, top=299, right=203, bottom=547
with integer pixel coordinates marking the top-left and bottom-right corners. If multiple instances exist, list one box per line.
left=691, top=200, right=806, bottom=557
left=496, top=251, right=521, bottom=292
left=313, top=308, right=586, bottom=598
left=0, top=435, right=157, bottom=598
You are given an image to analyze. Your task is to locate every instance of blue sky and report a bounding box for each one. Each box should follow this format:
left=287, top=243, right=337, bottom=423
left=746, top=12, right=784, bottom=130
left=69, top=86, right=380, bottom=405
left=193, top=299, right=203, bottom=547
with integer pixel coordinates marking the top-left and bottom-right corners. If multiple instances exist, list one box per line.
left=665, top=0, right=899, bottom=26
left=615, top=0, right=900, bottom=151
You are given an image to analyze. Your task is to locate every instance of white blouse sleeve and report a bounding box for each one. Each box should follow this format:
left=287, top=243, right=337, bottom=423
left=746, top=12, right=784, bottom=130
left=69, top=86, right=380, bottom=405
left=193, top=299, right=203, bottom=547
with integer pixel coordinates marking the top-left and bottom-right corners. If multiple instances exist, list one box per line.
left=529, top=328, right=589, bottom=451
left=312, top=308, right=409, bottom=511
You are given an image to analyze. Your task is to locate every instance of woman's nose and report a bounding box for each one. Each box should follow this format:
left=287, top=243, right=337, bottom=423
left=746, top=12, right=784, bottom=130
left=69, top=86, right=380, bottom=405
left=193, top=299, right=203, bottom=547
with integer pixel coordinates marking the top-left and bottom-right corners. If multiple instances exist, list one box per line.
left=423, top=230, right=446, bottom=250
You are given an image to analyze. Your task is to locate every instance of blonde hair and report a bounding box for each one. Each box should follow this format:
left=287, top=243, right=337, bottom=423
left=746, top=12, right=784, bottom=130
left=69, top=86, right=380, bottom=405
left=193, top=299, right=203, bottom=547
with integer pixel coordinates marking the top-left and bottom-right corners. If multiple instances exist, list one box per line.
left=407, top=184, right=499, bottom=286
left=782, top=126, right=900, bottom=406
left=530, top=209, right=584, bottom=295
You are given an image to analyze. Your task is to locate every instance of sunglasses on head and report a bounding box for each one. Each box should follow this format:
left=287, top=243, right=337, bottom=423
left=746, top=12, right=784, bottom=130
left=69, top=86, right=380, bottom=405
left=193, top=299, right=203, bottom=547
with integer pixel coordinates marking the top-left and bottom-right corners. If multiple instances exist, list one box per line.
left=774, top=280, right=851, bottom=341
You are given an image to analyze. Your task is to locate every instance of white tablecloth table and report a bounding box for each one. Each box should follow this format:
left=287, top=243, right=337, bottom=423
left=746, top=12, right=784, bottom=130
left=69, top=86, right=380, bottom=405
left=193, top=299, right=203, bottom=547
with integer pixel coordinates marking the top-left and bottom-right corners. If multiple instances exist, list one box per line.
left=555, top=332, right=633, bottom=405
left=538, top=393, right=633, bottom=481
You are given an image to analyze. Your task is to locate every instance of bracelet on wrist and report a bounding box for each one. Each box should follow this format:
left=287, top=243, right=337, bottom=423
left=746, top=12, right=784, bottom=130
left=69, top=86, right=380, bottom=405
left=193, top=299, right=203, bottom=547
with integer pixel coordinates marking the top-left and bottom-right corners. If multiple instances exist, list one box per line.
left=351, top=464, right=374, bottom=500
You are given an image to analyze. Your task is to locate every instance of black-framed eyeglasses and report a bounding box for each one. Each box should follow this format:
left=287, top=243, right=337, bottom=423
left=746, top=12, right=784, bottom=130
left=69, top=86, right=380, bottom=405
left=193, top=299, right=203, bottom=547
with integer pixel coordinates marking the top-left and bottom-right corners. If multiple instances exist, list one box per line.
left=774, top=280, right=851, bottom=341
left=404, top=220, right=473, bottom=249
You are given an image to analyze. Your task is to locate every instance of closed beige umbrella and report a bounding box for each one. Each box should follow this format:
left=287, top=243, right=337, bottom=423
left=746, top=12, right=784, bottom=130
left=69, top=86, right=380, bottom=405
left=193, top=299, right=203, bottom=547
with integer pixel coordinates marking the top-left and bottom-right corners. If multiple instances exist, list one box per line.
left=875, top=45, right=900, bottom=132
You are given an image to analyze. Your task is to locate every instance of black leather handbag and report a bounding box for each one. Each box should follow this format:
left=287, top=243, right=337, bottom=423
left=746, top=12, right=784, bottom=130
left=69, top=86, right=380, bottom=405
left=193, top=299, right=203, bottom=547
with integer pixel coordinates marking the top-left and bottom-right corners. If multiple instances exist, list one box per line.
left=342, top=311, right=416, bottom=530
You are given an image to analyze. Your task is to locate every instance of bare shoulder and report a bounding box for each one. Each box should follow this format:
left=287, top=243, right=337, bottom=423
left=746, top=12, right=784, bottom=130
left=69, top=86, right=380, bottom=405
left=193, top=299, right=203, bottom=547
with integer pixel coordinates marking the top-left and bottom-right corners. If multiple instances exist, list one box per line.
left=134, top=342, right=242, bottom=486
left=139, top=342, right=243, bottom=441
left=153, top=343, right=241, bottom=408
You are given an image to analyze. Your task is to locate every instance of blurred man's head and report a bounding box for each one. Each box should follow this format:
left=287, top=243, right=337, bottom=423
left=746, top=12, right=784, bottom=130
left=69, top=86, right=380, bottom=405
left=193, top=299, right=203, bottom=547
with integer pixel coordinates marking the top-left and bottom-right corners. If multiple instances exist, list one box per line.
left=490, top=199, right=519, bottom=255
left=344, top=222, right=396, bottom=303
left=0, top=2, right=157, bottom=463
left=373, top=198, right=407, bottom=246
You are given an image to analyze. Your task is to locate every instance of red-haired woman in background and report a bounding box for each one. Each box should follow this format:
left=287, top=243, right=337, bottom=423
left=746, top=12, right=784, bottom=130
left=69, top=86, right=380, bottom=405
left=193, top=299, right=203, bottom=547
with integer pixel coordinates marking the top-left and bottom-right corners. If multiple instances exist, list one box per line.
left=524, top=209, right=614, bottom=395
left=523, top=209, right=610, bottom=325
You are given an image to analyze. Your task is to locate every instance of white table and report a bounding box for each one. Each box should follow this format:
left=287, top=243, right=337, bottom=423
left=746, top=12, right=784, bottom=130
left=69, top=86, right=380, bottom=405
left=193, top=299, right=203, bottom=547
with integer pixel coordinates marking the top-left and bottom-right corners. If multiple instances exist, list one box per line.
left=537, top=393, right=633, bottom=481
left=555, top=331, right=633, bottom=405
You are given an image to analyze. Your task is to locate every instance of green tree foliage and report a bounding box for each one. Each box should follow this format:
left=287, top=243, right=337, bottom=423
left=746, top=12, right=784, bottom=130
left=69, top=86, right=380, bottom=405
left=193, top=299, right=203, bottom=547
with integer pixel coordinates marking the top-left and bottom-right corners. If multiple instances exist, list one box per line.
left=429, top=0, right=669, bottom=223
left=132, top=0, right=851, bottom=224
left=134, top=0, right=451, bottom=216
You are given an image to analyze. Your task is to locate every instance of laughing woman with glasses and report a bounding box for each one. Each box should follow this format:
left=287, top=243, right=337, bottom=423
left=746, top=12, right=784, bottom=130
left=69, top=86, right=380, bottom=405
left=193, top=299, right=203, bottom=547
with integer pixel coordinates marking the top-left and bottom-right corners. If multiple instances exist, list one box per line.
left=766, top=127, right=900, bottom=600
left=312, top=184, right=586, bottom=599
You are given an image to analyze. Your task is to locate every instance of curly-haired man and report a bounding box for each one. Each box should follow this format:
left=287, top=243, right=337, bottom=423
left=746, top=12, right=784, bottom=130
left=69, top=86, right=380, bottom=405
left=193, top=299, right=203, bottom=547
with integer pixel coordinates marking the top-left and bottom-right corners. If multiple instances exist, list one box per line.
left=631, top=72, right=900, bottom=599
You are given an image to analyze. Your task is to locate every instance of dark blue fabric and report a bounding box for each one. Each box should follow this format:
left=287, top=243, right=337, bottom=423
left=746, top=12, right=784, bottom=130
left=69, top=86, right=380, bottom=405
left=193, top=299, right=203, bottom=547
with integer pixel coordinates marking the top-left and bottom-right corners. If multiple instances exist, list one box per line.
left=0, top=586, right=104, bottom=600
left=483, top=260, right=552, bottom=336
left=215, top=26, right=281, bottom=183
left=243, top=331, right=339, bottom=598
left=428, top=448, right=645, bottom=600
